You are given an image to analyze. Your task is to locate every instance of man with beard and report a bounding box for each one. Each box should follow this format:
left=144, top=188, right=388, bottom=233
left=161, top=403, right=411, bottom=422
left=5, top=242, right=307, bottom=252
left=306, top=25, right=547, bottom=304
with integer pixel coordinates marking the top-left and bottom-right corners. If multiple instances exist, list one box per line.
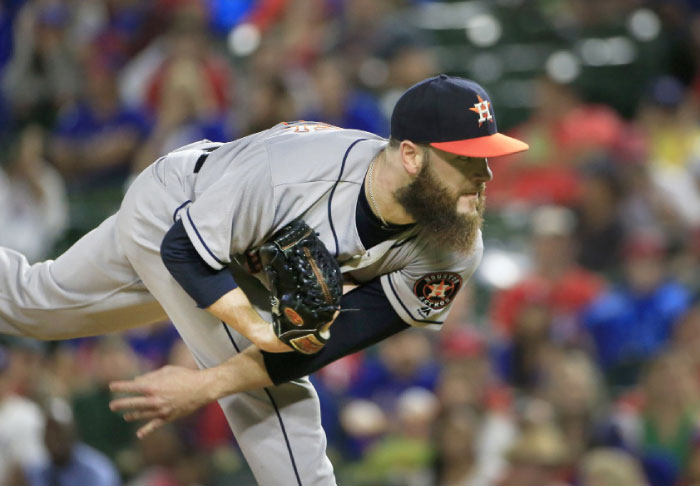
left=0, top=75, right=527, bottom=485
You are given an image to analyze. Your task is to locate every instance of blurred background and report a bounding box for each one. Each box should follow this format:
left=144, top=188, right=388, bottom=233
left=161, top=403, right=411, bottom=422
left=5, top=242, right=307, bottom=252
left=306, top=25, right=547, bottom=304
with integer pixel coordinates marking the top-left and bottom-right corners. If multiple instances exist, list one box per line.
left=1, top=0, right=700, bottom=485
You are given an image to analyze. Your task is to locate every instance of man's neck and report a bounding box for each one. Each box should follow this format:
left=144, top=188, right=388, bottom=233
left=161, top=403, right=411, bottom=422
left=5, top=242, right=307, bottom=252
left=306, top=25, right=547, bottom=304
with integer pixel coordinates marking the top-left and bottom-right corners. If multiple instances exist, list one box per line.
left=365, top=149, right=414, bottom=226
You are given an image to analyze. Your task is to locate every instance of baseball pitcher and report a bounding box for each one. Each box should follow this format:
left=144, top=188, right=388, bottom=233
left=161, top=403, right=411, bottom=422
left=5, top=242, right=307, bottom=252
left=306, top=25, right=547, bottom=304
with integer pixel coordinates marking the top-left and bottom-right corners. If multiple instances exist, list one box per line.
left=0, top=75, right=528, bottom=485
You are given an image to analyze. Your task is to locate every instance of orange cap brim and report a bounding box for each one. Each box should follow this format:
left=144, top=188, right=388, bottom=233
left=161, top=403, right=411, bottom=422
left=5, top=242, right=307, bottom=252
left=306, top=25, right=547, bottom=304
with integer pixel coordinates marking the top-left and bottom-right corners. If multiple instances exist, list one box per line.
left=430, top=133, right=529, bottom=158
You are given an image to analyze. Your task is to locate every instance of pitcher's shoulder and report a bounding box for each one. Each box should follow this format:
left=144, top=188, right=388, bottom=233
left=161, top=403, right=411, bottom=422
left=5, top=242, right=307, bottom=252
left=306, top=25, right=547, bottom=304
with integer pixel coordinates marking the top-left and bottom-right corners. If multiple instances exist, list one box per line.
left=263, top=121, right=385, bottom=145
left=261, top=123, right=385, bottom=186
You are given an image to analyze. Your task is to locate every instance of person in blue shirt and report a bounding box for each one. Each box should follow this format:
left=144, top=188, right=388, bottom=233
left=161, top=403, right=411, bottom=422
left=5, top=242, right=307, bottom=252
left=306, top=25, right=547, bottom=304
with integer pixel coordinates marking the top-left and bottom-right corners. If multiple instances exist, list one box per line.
left=300, top=57, right=389, bottom=137
left=25, top=398, right=120, bottom=486
left=582, top=231, right=691, bottom=389
left=49, top=58, right=149, bottom=188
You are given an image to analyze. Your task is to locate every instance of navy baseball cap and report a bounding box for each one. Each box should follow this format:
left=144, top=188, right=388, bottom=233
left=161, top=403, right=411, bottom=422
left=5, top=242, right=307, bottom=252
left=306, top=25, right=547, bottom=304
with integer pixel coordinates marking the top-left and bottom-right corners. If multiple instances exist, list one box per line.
left=391, top=74, right=529, bottom=158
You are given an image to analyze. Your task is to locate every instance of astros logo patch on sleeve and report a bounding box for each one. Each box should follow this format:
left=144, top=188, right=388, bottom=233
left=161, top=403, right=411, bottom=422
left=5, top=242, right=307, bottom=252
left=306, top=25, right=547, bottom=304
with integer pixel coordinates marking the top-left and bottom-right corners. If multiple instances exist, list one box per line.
left=413, top=272, right=463, bottom=310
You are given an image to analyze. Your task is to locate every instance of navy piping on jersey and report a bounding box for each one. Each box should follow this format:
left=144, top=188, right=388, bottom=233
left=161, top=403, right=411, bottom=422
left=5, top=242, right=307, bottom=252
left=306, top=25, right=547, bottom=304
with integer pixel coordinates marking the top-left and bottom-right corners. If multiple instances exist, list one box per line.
left=386, top=275, right=443, bottom=324
left=172, top=200, right=192, bottom=223
left=193, top=145, right=220, bottom=174
left=185, top=207, right=226, bottom=267
left=220, top=323, right=304, bottom=486
left=193, top=153, right=209, bottom=173
left=327, top=138, right=367, bottom=258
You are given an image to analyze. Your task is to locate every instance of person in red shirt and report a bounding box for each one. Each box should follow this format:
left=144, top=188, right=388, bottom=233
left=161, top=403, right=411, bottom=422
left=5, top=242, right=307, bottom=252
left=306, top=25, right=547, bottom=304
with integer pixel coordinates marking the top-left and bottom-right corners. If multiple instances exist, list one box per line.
left=487, top=76, right=628, bottom=209
left=490, top=205, right=605, bottom=342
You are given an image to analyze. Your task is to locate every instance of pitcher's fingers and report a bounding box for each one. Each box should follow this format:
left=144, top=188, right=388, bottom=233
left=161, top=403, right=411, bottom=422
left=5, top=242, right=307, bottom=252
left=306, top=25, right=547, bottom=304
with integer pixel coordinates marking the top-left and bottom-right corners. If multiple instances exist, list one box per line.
left=124, top=410, right=163, bottom=422
left=137, top=418, right=166, bottom=439
left=109, top=380, right=149, bottom=394
left=110, top=396, right=158, bottom=413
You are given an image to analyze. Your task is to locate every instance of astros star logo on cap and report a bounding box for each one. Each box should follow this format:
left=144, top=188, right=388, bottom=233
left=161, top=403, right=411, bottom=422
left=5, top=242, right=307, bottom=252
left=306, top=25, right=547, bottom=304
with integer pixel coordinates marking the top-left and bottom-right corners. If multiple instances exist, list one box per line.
left=469, top=95, right=493, bottom=126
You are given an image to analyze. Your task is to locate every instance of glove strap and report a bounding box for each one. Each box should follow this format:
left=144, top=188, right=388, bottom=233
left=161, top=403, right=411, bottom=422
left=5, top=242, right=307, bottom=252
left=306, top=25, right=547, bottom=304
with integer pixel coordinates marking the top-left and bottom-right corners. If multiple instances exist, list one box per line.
left=288, top=334, right=326, bottom=354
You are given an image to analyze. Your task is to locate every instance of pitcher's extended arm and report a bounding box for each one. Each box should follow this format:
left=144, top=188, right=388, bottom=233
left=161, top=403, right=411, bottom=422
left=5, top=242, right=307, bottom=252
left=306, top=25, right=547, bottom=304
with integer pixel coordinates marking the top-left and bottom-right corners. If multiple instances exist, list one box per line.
left=109, top=279, right=408, bottom=438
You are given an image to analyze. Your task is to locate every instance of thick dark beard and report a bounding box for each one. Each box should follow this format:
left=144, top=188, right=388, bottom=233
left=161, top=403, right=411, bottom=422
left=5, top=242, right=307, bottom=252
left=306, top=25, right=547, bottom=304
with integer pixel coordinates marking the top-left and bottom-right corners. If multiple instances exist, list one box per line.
left=394, top=155, right=485, bottom=253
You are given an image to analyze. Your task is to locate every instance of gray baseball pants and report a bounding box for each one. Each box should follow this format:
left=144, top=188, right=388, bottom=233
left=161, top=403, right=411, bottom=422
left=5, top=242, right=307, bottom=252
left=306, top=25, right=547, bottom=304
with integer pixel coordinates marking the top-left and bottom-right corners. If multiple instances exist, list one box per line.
left=0, top=158, right=336, bottom=486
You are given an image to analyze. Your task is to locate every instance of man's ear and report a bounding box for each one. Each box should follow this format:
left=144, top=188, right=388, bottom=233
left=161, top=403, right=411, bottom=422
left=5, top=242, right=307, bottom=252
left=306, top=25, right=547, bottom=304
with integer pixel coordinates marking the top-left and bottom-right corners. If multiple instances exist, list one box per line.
left=398, top=141, right=425, bottom=176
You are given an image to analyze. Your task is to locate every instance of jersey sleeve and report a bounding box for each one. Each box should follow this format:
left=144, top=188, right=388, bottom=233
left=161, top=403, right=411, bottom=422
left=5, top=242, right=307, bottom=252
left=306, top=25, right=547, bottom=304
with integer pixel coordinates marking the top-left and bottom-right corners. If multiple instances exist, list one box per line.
left=161, top=219, right=239, bottom=308
left=379, top=238, right=483, bottom=329
left=181, top=145, right=275, bottom=270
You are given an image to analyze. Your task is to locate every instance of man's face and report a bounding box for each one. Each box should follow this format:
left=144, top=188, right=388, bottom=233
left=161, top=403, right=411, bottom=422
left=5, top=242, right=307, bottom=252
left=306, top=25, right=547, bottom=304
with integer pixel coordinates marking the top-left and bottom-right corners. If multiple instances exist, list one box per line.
left=394, top=147, right=491, bottom=252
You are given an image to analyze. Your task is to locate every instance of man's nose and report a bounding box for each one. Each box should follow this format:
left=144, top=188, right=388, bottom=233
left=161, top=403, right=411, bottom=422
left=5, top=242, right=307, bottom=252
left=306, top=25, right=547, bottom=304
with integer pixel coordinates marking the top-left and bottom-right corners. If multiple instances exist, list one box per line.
left=471, top=160, right=493, bottom=183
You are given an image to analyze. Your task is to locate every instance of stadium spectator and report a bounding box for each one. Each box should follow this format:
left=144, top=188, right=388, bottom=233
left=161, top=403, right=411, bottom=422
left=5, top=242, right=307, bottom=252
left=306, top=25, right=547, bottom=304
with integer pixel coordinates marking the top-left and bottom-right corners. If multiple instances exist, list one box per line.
left=583, top=231, right=692, bottom=389
left=537, top=349, right=608, bottom=459
left=126, top=423, right=210, bottom=486
left=123, top=322, right=181, bottom=370
left=497, top=421, right=573, bottom=486
left=80, top=0, right=163, bottom=70
left=429, top=405, right=486, bottom=486
left=240, top=74, right=296, bottom=136
left=492, top=298, right=556, bottom=391
left=131, top=13, right=232, bottom=173
left=0, top=124, right=68, bottom=261
left=26, top=397, right=120, bottom=486
left=142, top=10, right=230, bottom=115
left=345, top=387, right=439, bottom=485
left=487, top=76, right=627, bottom=208
left=430, top=403, right=516, bottom=486
left=491, top=206, right=605, bottom=341
left=2, top=1, right=79, bottom=128
left=71, top=337, right=139, bottom=470
left=636, top=352, right=700, bottom=485
left=577, top=448, right=648, bottom=486
left=637, top=75, right=700, bottom=230
left=348, top=329, right=440, bottom=411
left=300, top=57, right=388, bottom=136
left=572, top=159, right=626, bottom=274
left=49, top=56, right=149, bottom=188
left=0, top=344, right=48, bottom=486
left=672, top=304, right=700, bottom=378
left=436, top=342, right=491, bottom=411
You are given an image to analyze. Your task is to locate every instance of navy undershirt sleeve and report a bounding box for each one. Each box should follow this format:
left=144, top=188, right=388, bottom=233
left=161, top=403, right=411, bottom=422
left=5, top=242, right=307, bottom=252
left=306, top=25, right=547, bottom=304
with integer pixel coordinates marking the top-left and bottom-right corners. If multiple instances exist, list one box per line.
left=262, top=278, right=410, bottom=385
left=161, top=219, right=238, bottom=308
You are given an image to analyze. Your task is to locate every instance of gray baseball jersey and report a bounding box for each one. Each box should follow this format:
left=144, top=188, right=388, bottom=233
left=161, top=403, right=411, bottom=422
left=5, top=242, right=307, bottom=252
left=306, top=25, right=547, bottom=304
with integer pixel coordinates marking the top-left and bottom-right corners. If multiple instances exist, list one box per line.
left=180, top=121, right=482, bottom=326
left=0, top=121, right=482, bottom=485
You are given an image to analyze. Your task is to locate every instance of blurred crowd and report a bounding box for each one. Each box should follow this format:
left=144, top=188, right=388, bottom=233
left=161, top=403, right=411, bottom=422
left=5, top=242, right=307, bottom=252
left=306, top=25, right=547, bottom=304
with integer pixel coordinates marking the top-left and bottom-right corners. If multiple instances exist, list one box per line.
left=3, top=0, right=700, bottom=485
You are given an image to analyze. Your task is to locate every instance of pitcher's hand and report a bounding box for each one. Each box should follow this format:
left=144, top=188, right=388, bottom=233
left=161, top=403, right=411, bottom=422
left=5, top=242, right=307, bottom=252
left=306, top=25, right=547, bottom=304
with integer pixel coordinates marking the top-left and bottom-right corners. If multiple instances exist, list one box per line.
left=109, top=365, right=214, bottom=439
